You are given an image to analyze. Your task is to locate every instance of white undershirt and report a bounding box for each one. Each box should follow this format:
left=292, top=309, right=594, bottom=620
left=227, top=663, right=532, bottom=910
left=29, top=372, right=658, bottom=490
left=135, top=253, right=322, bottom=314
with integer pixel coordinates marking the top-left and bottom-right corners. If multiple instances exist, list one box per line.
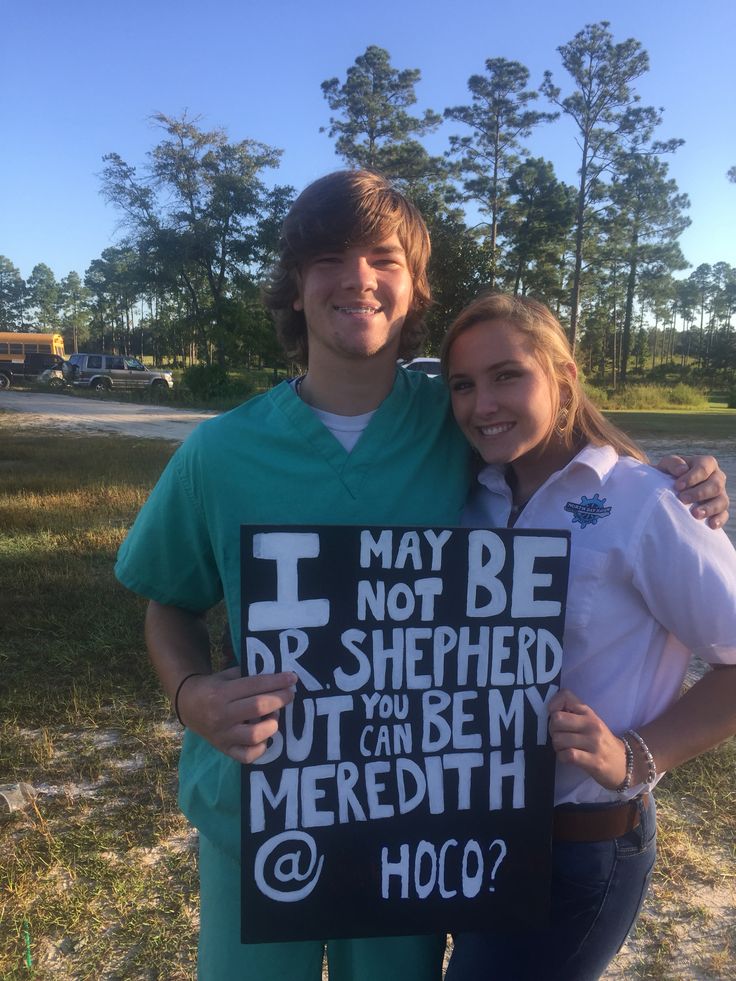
left=291, top=380, right=375, bottom=452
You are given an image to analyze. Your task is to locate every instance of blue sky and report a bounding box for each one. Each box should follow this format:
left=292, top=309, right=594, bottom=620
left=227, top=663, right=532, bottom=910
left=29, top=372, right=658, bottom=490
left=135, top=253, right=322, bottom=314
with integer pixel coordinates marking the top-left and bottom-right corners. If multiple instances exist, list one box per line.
left=2, top=0, right=734, bottom=282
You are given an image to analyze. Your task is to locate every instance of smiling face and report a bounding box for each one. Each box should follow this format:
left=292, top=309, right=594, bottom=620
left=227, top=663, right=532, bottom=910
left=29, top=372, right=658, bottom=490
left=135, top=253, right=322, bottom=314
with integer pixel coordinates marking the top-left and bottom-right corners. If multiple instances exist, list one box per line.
left=293, top=234, right=413, bottom=365
left=266, top=171, right=431, bottom=365
left=447, top=319, right=576, bottom=490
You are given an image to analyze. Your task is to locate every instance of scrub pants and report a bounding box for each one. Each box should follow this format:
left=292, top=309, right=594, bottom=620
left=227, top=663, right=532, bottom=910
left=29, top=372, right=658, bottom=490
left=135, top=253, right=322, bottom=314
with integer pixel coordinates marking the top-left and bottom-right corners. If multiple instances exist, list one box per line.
left=198, top=833, right=446, bottom=981
left=445, top=795, right=656, bottom=981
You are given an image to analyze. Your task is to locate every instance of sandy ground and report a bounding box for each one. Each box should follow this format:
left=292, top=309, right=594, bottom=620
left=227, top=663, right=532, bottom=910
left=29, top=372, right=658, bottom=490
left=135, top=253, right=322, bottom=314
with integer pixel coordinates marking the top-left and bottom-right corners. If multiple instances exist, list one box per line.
left=633, top=436, right=736, bottom=545
left=0, top=389, right=216, bottom=441
left=4, top=388, right=735, bottom=978
left=3, top=390, right=733, bottom=543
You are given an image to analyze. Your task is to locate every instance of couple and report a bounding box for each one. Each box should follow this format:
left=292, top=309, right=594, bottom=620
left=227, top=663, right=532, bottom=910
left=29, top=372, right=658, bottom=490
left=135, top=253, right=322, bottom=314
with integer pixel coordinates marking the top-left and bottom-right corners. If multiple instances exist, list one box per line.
left=115, top=170, right=736, bottom=981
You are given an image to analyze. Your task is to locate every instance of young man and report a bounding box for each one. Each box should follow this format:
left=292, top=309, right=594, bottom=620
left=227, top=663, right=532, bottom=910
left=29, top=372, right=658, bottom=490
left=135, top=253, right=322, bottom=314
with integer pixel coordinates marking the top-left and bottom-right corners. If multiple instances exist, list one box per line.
left=115, top=170, right=728, bottom=980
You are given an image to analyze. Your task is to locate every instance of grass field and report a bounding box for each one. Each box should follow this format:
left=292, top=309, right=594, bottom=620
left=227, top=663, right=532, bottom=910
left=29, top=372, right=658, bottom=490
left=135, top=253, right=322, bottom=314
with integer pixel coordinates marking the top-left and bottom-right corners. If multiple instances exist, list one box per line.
left=1, top=415, right=734, bottom=979
left=607, top=410, right=736, bottom=441
left=0, top=422, right=202, bottom=979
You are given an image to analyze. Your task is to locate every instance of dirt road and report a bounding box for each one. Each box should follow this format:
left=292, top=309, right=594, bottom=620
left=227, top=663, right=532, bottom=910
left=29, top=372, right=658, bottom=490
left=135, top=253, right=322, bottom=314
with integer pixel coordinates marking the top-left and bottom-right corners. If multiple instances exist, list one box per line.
left=0, top=390, right=217, bottom=441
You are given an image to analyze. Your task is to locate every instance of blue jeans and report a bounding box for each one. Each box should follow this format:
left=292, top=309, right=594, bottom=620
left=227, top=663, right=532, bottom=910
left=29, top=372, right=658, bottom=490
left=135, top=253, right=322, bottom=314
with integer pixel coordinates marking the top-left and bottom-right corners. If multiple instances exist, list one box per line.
left=446, top=795, right=656, bottom=981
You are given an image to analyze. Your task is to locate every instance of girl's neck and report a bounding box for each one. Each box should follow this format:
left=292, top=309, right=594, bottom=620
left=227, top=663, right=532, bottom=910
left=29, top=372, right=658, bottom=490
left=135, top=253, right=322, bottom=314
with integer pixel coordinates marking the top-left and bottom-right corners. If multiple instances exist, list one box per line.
left=506, top=438, right=582, bottom=507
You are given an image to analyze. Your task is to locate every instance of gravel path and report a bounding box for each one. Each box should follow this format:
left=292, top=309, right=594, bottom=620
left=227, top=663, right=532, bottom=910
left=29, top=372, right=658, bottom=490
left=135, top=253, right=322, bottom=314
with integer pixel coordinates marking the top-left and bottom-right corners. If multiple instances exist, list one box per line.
left=0, top=389, right=216, bottom=441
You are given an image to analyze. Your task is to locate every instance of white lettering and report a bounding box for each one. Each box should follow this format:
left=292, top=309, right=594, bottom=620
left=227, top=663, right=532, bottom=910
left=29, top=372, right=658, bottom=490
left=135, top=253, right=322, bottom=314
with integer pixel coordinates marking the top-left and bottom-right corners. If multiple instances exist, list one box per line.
left=360, top=530, right=393, bottom=569
left=466, top=531, right=507, bottom=616
left=248, top=532, right=329, bottom=630
left=511, top=536, right=568, bottom=618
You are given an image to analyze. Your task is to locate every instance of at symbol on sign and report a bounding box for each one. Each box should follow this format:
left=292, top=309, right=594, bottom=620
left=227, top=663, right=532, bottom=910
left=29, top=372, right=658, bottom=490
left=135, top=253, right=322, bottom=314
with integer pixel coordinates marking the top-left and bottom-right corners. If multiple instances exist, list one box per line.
left=254, top=831, right=325, bottom=903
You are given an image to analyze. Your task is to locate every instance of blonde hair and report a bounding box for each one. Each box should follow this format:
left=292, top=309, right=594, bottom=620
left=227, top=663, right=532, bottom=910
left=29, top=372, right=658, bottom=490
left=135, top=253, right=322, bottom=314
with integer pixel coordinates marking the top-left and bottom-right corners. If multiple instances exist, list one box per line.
left=441, top=292, right=647, bottom=462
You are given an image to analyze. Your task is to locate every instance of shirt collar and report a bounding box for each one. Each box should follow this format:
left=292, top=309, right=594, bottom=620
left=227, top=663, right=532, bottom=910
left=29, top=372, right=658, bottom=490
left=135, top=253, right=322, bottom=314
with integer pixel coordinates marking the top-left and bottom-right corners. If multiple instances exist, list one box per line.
left=476, top=443, right=619, bottom=498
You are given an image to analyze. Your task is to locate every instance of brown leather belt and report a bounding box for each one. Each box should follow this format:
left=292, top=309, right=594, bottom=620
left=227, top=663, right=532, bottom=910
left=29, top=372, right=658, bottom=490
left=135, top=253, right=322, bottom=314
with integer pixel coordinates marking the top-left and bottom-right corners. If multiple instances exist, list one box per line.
left=553, top=794, right=649, bottom=842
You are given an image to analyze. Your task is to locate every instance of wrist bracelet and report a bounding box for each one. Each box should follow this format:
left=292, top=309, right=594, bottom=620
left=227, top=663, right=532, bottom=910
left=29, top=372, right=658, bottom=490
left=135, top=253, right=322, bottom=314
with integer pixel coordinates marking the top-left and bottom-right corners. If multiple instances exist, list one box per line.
left=174, top=672, right=204, bottom=727
left=627, top=729, right=658, bottom=788
left=615, top=733, right=634, bottom=794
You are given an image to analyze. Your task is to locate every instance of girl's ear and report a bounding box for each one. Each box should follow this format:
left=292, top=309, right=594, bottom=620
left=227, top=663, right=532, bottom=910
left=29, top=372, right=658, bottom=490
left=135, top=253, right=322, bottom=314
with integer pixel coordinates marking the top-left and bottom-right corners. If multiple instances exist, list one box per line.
left=560, top=361, right=578, bottom=402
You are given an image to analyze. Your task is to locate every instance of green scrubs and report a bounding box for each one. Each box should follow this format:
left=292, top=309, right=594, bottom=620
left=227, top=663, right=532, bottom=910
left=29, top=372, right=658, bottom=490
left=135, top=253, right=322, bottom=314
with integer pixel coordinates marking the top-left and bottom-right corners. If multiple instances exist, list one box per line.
left=116, top=371, right=469, bottom=979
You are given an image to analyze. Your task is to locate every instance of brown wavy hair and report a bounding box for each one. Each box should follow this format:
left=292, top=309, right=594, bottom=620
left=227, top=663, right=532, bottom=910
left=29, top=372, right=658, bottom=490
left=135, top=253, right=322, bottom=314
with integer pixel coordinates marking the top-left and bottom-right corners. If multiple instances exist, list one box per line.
left=441, top=292, right=647, bottom=462
left=262, top=170, right=431, bottom=365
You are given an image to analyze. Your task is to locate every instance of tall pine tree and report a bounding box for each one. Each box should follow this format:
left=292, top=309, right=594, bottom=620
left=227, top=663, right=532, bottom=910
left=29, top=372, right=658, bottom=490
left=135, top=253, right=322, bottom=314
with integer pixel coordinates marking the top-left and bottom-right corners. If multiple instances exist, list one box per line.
left=542, top=22, right=649, bottom=351
left=445, top=58, right=555, bottom=287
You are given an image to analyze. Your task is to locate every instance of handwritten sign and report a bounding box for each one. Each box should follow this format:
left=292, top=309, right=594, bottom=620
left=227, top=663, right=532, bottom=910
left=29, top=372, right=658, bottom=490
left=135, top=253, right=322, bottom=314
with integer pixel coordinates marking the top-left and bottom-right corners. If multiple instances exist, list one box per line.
left=240, top=525, right=570, bottom=943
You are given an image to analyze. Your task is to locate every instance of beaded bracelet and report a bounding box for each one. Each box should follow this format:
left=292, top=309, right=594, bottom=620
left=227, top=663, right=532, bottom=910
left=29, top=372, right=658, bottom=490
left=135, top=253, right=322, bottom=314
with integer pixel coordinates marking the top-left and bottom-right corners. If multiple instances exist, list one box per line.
left=174, top=672, right=204, bottom=727
left=615, top=733, right=634, bottom=794
left=627, top=729, right=658, bottom=788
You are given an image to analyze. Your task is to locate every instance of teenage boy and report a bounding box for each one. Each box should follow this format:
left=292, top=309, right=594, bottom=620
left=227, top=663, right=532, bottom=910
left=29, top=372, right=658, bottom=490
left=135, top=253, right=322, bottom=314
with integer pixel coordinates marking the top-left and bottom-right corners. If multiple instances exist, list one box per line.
left=115, top=170, right=728, bottom=980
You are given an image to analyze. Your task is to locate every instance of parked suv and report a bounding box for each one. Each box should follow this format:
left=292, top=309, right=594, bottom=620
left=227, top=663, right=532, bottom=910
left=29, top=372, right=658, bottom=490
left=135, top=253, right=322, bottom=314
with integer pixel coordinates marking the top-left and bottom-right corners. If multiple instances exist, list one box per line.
left=400, top=357, right=441, bottom=378
left=24, top=352, right=67, bottom=376
left=67, top=354, right=174, bottom=392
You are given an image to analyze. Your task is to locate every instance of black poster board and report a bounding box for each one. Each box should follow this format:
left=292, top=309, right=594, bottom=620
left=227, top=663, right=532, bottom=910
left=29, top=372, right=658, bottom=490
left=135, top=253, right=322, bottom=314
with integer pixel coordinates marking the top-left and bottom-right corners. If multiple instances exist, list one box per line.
left=240, top=525, right=570, bottom=944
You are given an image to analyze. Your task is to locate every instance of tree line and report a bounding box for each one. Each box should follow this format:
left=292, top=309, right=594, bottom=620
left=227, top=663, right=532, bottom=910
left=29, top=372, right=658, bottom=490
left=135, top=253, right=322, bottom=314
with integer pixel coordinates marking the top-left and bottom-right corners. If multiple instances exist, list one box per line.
left=1, top=21, right=734, bottom=385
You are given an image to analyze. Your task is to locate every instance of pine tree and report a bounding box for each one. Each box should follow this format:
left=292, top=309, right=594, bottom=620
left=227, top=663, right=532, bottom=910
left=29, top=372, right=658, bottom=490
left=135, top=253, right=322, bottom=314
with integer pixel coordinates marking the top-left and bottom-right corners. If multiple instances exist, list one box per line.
left=445, top=59, right=555, bottom=287
left=321, top=46, right=442, bottom=182
left=542, top=22, right=649, bottom=351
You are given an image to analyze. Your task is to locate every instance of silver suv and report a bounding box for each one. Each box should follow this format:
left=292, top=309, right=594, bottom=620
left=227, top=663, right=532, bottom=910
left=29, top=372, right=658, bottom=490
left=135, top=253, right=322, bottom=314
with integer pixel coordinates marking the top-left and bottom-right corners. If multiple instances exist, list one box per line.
left=401, top=357, right=441, bottom=378
left=67, top=354, right=174, bottom=392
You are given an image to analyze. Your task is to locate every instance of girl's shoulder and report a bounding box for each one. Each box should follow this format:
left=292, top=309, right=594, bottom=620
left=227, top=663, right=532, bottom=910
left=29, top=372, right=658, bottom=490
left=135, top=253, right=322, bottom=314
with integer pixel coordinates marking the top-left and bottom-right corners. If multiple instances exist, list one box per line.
left=605, top=452, right=678, bottom=499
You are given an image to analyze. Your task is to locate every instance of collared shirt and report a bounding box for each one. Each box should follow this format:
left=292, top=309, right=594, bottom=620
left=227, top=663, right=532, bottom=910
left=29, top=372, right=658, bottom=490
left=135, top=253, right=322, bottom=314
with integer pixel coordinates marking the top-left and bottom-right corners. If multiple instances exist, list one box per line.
left=463, top=444, right=736, bottom=805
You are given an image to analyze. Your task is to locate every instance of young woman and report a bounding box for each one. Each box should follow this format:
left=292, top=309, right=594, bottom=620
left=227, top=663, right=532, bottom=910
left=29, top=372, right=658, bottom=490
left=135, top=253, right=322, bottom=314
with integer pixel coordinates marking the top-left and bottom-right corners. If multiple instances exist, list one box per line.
left=442, top=293, right=736, bottom=981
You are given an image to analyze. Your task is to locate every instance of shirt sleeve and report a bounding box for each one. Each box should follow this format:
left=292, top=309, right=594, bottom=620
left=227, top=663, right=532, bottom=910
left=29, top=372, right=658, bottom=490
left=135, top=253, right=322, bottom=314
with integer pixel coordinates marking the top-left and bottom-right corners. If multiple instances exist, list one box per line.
left=114, top=441, right=223, bottom=613
left=632, top=487, right=736, bottom=664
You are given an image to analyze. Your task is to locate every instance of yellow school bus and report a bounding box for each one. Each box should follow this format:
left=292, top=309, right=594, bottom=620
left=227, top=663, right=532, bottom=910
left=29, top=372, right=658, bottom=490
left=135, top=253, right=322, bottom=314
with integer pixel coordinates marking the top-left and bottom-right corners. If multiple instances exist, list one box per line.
left=0, top=331, right=66, bottom=361
left=0, top=332, right=66, bottom=389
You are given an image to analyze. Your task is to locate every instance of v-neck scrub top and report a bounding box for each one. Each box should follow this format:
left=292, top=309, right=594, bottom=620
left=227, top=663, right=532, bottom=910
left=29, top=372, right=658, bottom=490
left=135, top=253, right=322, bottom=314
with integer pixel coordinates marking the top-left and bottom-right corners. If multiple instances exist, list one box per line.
left=115, top=370, right=470, bottom=856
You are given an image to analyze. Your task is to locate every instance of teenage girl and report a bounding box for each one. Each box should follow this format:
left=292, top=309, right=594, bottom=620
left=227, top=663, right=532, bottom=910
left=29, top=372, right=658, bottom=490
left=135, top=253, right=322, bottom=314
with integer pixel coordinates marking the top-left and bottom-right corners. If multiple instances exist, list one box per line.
left=441, top=292, right=736, bottom=981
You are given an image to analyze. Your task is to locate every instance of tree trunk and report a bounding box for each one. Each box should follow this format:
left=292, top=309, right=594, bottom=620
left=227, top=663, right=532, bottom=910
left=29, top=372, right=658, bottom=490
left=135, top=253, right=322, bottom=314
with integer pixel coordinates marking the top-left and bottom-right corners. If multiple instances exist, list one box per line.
left=650, top=312, right=658, bottom=369
left=514, top=258, right=524, bottom=295
left=569, top=137, right=589, bottom=353
left=611, top=266, right=618, bottom=390
left=620, top=247, right=638, bottom=383
left=489, top=125, right=500, bottom=290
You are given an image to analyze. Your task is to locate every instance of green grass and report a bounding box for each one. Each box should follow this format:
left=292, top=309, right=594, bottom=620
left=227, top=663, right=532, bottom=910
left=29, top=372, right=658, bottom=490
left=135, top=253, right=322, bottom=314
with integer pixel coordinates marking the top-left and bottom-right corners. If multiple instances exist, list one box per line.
left=1, top=419, right=734, bottom=979
left=0, top=430, right=176, bottom=725
left=605, top=409, right=736, bottom=441
left=0, top=420, right=203, bottom=979
left=616, top=744, right=736, bottom=979
left=589, top=382, right=712, bottom=411
left=27, top=364, right=290, bottom=411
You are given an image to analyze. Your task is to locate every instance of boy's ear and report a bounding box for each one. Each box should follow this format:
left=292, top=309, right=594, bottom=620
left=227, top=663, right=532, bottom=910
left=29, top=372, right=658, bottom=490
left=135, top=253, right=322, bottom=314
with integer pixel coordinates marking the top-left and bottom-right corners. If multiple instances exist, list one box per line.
left=293, top=272, right=304, bottom=312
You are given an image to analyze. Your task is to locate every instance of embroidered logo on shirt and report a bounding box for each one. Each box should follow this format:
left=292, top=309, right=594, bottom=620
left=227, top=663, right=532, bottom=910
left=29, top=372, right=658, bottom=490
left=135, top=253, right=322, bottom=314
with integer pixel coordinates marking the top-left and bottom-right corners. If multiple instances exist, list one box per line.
left=564, top=493, right=612, bottom=529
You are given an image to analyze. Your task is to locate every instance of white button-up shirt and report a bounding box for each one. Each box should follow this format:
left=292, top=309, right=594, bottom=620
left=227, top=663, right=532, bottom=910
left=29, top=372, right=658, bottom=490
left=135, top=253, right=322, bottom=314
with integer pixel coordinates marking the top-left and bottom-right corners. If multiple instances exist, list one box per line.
left=463, top=443, right=736, bottom=805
